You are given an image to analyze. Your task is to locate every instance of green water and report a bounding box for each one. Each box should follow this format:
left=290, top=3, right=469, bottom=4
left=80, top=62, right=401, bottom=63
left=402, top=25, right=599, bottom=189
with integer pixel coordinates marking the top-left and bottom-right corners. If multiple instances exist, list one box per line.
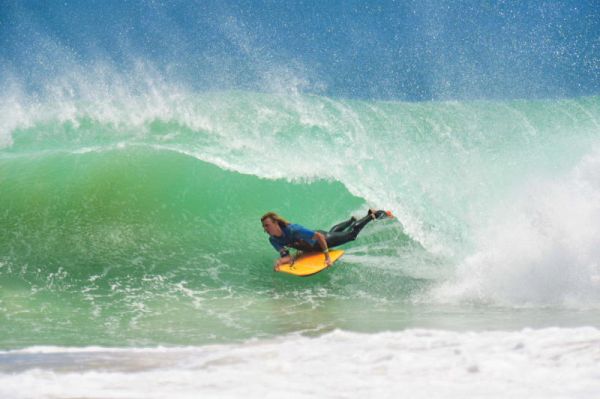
left=2, top=92, right=600, bottom=348
left=0, top=148, right=419, bottom=347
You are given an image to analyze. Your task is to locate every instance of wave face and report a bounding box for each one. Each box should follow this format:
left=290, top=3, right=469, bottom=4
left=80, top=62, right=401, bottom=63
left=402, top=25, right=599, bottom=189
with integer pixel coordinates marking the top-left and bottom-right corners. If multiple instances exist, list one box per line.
left=1, top=89, right=600, bottom=347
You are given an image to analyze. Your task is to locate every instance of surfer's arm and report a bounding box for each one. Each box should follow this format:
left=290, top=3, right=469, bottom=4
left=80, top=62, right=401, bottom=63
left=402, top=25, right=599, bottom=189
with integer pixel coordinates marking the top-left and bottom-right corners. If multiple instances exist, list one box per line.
left=314, top=232, right=331, bottom=266
left=274, top=255, right=292, bottom=268
left=273, top=248, right=293, bottom=270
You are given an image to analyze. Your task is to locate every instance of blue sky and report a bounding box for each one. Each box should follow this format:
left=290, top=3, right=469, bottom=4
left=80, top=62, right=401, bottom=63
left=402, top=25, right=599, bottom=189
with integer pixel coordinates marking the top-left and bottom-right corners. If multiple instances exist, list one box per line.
left=2, top=0, right=599, bottom=100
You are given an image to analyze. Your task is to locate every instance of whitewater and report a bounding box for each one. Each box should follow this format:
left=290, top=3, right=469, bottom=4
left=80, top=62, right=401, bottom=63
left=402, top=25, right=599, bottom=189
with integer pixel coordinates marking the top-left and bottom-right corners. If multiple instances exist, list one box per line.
left=1, top=328, right=599, bottom=399
left=2, top=1, right=600, bottom=397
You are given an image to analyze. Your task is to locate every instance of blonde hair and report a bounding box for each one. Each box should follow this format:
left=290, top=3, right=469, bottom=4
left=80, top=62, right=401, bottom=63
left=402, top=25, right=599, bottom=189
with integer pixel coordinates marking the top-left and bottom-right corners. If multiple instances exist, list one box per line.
left=261, top=212, right=290, bottom=229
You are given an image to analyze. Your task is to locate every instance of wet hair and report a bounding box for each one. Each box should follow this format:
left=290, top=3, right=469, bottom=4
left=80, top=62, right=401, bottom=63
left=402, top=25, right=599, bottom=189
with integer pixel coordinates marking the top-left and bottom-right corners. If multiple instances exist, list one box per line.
left=261, top=212, right=290, bottom=229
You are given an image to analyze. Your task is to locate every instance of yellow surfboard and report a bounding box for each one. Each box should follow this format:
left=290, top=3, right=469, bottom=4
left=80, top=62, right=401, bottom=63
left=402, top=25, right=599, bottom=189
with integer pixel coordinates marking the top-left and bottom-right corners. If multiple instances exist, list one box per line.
left=277, top=250, right=345, bottom=277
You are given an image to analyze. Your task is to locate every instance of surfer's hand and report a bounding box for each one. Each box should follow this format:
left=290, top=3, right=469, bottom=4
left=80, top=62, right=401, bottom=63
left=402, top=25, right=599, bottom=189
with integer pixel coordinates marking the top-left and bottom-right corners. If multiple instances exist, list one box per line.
left=274, top=255, right=291, bottom=271
left=325, top=255, right=332, bottom=267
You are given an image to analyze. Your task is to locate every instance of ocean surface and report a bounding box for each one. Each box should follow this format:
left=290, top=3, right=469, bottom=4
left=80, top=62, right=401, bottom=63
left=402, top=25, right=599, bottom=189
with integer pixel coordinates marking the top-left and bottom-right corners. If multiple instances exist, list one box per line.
left=2, top=1, right=600, bottom=398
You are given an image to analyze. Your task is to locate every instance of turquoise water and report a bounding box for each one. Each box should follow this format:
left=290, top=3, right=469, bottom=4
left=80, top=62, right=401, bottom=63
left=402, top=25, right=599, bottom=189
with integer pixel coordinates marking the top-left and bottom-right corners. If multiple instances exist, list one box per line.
left=1, top=92, right=600, bottom=349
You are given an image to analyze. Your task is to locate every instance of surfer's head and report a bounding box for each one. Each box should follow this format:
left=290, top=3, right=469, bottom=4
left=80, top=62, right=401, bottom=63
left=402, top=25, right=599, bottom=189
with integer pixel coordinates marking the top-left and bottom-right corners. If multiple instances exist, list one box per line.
left=261, top=212, right=289, bottom=237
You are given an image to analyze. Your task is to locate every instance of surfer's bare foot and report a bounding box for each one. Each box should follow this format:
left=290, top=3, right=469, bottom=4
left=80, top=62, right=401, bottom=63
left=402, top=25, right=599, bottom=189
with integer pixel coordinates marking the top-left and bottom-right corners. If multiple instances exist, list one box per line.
left=368, top=208, right=377, bottom=220
left=369, top=209, right=393, bottom=220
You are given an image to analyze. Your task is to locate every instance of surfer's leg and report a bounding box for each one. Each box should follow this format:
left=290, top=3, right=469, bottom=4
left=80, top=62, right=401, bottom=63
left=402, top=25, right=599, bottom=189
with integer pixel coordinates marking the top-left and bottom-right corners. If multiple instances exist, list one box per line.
left=328, top=217, right=357, bottom=233
left=323, top=231, right=356, bottom=248
left=348, top=213, right=375, bottom=236
left=323, top=214, right=372, bottom=247
left=337, top=209, right=389, bottom=238
left=320, top=210, right=392, bottom=249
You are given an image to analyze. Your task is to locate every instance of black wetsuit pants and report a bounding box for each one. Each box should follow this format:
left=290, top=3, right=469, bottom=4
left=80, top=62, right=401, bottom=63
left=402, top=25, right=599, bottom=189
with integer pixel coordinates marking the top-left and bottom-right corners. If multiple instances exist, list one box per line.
left=312, top=214, right=375, bottom=250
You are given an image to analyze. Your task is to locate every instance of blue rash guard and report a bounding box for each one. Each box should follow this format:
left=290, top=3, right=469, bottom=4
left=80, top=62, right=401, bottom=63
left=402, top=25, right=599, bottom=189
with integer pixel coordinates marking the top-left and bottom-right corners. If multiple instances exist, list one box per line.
left=269, top=224, right=318, bottom=256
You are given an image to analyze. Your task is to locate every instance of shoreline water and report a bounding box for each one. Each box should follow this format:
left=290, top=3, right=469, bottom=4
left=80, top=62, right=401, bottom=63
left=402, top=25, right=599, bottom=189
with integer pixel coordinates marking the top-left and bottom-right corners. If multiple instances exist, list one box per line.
left=1, top=327, right=599, bottom=399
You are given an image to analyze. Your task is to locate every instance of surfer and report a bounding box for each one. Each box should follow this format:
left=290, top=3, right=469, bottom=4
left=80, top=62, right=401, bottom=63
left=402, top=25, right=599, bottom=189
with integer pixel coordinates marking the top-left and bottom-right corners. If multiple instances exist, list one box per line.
left=261, top=210, right=391, bottom=270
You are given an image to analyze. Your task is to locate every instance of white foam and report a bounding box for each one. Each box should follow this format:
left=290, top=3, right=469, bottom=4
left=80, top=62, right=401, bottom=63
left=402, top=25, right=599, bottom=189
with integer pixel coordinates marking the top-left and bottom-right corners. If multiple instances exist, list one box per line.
left=0, top=81, right=30, bottom=149
left=434, top=148, right=600, bottom=306
left=1, top=328, right=599, bottom=399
